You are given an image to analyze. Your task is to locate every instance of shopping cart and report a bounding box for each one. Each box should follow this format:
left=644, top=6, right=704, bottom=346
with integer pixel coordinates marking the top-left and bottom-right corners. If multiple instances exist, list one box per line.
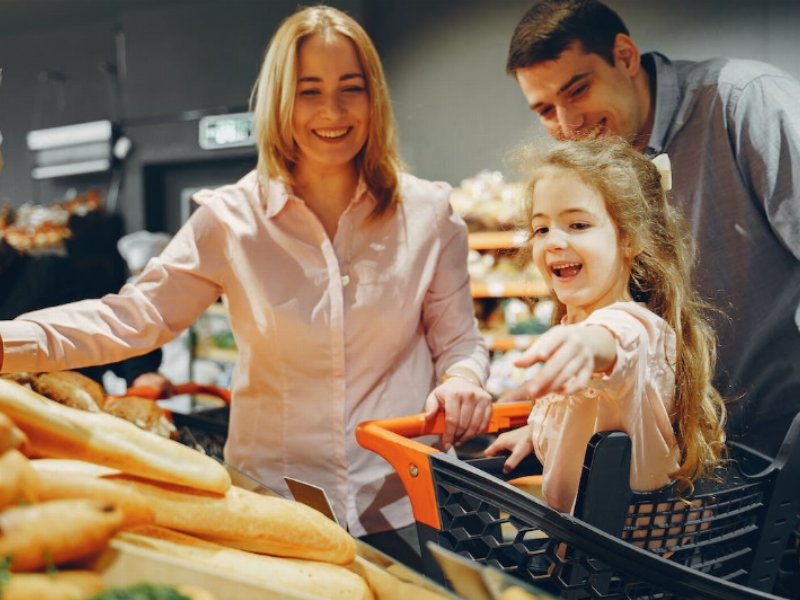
left=356, top=402, right=800, bottom=599
left=123, top=382, right=231, bottom=460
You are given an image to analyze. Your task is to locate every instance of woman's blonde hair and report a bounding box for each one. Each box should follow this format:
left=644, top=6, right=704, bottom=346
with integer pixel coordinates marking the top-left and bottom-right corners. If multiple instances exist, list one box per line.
left=522, top=137, right=726, bottom=489
left=250, top=5, right=403, bottom=216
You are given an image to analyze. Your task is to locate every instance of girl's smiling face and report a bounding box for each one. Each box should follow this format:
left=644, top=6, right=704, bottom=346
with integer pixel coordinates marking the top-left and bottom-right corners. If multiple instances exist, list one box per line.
left=292, top=33, right=370, bottom=174
left=530, top=168, right=634, bottom=322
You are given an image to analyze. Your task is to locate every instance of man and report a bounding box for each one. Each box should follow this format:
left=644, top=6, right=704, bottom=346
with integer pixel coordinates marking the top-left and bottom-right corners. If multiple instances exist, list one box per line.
left=506, top=0, right=800, bottom=457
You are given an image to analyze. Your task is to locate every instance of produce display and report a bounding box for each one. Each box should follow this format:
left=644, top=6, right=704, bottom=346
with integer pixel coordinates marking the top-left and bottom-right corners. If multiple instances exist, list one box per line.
left=0, top=376, right=452, bottom=599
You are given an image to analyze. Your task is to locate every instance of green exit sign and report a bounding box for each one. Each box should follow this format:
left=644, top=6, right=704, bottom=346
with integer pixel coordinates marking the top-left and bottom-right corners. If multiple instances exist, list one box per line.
left=199, top=112, right=255, bottom=150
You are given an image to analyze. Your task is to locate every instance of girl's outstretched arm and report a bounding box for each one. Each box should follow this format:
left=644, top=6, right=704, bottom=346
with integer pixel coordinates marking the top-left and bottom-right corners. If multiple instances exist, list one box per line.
left=514, top=324, right=617, bottom=399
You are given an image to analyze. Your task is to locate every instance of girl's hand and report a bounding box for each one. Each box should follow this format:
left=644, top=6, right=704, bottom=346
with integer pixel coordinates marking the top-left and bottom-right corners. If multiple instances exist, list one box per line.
left=424, top=377, right=492, bottom=452
left=484, top=424, right=533, bottom=474
left=514, top=324, right=615, bottom=399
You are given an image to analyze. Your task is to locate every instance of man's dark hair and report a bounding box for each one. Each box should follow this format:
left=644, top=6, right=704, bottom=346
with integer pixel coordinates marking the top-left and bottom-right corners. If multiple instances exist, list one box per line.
left=506, top=0, right=629, bottom=75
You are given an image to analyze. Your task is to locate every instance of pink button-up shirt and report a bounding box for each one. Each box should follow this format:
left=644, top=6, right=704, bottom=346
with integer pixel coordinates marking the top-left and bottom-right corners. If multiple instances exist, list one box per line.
left=0, top=170, right=489, bottom=535
left=528, top=302, right=681, bottom=513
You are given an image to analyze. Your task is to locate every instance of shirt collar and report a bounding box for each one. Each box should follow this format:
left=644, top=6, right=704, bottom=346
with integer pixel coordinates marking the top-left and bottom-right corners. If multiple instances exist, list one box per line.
left=262, top=175, right=374, bottom=219
left=643, top=52, right=680, bottom=158
left=262, top=177, right=292, bottom=218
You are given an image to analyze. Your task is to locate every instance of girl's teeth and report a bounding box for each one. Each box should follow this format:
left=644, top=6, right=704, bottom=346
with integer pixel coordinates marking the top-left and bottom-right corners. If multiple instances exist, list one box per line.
left=553, top=263, right=581, bottom=277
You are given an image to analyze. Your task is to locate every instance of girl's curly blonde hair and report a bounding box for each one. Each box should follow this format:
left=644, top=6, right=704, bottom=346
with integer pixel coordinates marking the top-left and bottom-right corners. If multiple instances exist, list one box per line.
left=522, top=137, right=726, bottom=489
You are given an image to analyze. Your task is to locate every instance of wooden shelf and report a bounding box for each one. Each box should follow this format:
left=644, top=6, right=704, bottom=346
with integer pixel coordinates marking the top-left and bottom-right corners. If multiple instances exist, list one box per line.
left=468, top=230, right=528, bottom=250
left=482, top=333, right=538, bottom=351
left=193, top=346, right=238, bottom=363
left=470, top=280, right=549, bottom=298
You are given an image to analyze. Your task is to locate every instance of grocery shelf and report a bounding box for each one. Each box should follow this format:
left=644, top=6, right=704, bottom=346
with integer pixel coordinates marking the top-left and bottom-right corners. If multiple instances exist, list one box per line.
left=481, top=333, right=538, bottom=352
left=193, top=346, right=238, bottom=363
left=470, top=280, right=549, bottom=298
left=468, top=230, right=528, bottom=250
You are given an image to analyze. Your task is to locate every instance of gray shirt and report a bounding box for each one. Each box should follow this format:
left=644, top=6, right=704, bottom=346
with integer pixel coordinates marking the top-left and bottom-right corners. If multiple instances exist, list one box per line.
left=644, top=52, right=800, bottom=456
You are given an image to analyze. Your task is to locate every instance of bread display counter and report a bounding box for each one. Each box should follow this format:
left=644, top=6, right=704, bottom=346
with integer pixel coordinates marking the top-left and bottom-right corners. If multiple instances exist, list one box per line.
left=0, top=376, right=457, bottom=600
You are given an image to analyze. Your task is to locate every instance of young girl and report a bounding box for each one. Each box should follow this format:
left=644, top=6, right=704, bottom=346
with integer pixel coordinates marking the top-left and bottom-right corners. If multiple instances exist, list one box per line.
left=485, top=138, right=726, bottom=513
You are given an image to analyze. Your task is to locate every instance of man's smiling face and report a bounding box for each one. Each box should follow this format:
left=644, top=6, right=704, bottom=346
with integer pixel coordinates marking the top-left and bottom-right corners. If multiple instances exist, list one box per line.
left=515, top=38, right=648, bottom=147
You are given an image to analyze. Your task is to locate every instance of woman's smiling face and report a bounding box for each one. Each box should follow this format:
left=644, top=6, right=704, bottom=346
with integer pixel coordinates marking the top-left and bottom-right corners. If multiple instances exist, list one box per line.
left=530, top=168, right=634, bottom=322
left=292, top=33, right=370, bottom=173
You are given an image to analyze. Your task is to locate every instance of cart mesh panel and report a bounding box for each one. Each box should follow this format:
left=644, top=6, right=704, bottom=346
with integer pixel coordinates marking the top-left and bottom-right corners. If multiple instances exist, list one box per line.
left=622, top=482, right=762, bottom=580
left=427, top=453, right=776, bottom=599
left=172, top=406, right=228, bottom=460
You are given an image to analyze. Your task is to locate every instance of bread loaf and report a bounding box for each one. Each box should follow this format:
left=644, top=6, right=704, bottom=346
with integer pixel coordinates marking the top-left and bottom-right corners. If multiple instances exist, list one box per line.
left=119, top=477, right=356, bottom=564
left=31, top=458, right=356, bottom=565
left=0, top=499, right=125, bottom=571
left=0, top=378, right=230, bottom=494
left=115, top=526, right=373, bottom=600
left=103, top=395, right=177, bottom=439
left=0, top=411, right=28, bottom=454
left=34, top=467, right=155, bottom=528
left=0, top=448, right=39, bottom=510
left=0, top=570, right=105, bottom=600
left=31, top=371, right=105, bottom=413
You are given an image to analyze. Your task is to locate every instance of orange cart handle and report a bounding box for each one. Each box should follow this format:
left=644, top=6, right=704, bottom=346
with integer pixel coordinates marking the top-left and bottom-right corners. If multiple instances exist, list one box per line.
left=355, top=401, right=532, bottom=530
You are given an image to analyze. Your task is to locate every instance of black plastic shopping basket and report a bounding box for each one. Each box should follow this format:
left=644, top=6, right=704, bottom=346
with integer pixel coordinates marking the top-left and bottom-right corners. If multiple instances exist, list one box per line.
left=356, top=402, right=799, bottom=599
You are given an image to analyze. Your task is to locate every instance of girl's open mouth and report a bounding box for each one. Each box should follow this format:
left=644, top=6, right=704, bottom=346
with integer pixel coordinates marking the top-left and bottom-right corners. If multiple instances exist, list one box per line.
left=551, top=262, right=582, bottom=278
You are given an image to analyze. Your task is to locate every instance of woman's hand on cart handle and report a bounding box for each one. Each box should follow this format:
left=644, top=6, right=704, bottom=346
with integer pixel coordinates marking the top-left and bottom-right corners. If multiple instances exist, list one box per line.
left=423, top=377, right=492, bottom=452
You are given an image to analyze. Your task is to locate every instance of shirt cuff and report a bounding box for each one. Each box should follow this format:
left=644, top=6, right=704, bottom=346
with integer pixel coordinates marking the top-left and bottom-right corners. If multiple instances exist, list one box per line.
left=0, top=321, right=45, bottom=373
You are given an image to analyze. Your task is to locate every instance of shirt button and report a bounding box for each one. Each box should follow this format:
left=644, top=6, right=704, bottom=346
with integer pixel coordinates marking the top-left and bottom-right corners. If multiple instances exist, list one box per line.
left=341, top=274, right=351, bottom=287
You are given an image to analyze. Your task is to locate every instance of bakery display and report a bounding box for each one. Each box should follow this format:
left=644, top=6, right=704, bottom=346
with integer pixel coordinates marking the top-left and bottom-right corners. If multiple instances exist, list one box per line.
left=0, top=191, right=102, bottom=254
left=0, top=499, right=126, bottom=571
left=0, top=378, right=448, bottom=598
left=0, top=378, right=231, bottom=493
left=102, top=395, right=178, bottom=440
left=31, top=458, right=356, bottom=565
left=2, top=371, right=178, bottom=439
left=449, top=170, right=523, bottom=232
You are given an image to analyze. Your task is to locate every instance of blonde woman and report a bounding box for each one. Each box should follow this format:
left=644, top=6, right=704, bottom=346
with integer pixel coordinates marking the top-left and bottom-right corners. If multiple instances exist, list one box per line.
left=0, top=6, right=491, bottom=565
left=486, top=138, right=726, bottom=513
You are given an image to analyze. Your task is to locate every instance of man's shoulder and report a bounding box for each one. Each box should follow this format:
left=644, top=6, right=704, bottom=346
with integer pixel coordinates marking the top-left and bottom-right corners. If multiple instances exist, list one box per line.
left=667, top=54, right=794, bottom=92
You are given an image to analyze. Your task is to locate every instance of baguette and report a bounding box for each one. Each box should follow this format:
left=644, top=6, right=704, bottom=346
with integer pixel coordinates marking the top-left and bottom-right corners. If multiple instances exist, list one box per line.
left=115, top=526, right=373, bottom=600
left=113, top=477, right=356, bottom=565
left=0, top=378, right=230, bottom=494
left=0, top=410, right=29, bottom=454
left=0, top=499, right=125, bottom=571
left=34, top=468, right=155, bottom=528
left=0, top=448, right=39, bottom=510
left=0, top=570, right=105, bottom=600
left=32, top=459, right=356, bottom=565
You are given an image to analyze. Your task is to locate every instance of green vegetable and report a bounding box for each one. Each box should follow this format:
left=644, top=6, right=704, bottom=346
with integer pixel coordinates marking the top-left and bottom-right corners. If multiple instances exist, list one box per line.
left=87, top=582, right=192, bottom=600
left=0, top=555, right=12, bottom=594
